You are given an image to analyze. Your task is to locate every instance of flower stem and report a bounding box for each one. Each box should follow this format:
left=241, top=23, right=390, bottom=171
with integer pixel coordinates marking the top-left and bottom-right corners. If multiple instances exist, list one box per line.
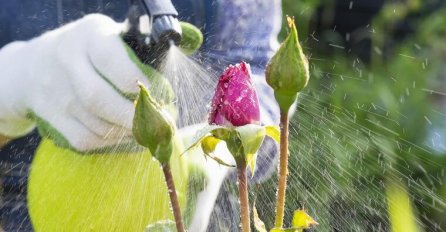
left=274, top=108, right=290, bottom=228
left=237, top=163, right=250, bottom=232
left=161, top=163, right=185, bottom=232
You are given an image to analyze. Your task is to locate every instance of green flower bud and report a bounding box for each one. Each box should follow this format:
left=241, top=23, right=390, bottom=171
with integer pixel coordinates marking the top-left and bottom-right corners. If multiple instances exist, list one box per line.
left=133, top=83, right=175, bottom=163
left=266, top=16, right=309, bottom=111
left=179, top=22, right=203, bottom=55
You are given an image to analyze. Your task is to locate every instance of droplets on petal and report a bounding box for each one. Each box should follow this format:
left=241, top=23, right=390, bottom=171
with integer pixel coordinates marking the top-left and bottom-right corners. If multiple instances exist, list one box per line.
left=209, top=62, right=261, bottom=127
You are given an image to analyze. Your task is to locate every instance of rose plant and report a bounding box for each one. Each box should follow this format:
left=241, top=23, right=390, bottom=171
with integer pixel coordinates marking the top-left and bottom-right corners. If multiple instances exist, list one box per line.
left=185, top=62, right=279, bottom=232
left=132, top=16, right=315, bottom=232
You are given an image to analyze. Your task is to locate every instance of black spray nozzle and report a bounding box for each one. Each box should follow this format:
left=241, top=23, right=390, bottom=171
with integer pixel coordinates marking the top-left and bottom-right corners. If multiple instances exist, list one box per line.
left=141, top=0, right=182, bottom=46
left=125, top=0, right=182, bottom=68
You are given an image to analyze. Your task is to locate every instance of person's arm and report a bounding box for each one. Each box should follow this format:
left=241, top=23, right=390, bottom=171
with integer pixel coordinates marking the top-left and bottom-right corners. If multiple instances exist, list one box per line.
left=0, top=14, right=156, bottom=152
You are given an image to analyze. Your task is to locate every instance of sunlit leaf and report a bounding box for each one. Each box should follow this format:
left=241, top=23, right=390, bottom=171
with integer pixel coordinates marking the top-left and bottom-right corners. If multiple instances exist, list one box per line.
left=201, top=135, right=221, bottom=155
left=265, top=125, right=280, bottom=143
left=292, top=209, right=318, bottom=229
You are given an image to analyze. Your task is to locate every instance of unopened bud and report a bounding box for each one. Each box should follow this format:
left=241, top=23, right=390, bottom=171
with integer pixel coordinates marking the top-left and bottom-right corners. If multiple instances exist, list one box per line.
left=266, top=16, right=309, bottom=111
left=133, top=83, right=174, bottom=163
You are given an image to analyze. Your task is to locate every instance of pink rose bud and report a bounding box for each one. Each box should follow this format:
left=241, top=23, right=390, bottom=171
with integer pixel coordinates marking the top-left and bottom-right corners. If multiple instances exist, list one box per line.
left=208, top=62, right=261, bottom=127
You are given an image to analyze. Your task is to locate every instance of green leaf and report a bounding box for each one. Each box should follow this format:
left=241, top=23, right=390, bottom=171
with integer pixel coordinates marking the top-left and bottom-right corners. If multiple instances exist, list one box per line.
left=265, top=125, right=280, bottom=143
left=235, top=124, right=266, bottom=174
left=253, top=202, right=268, bottom=232
left=145, top=220, right=176, bottom=232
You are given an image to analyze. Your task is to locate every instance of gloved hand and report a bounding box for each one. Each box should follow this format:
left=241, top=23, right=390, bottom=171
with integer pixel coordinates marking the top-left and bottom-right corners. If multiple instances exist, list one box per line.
left=0, top=14, right=158, bottom=152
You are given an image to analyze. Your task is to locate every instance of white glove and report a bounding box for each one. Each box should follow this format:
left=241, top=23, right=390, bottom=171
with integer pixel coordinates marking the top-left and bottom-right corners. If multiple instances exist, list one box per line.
left=0, top=14, right=154, bottom=152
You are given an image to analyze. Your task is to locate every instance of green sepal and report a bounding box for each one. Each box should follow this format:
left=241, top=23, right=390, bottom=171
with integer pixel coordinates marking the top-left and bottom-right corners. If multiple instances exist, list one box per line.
left=183, top=125, right=235, bottom=167
left=185, top=124, right=271, bottom=173
left=145, top=220, right=176, bottom=232
left=234, top=124, right=266, bottom=174
left=224, top=133, right=245, bottom=165
left=201, top=135, right=235, bottom=167
left=183, top=125, right=226, bottom=154
left=133, top=83, right=175, bottom=163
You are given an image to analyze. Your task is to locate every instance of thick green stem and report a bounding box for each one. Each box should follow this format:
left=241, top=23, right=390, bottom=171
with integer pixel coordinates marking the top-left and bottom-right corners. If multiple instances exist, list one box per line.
left=237, top=163, right=250, bottom=232
left=161, top=163, right=185, bottom=232
left=274, top=109, right=290, bottom=228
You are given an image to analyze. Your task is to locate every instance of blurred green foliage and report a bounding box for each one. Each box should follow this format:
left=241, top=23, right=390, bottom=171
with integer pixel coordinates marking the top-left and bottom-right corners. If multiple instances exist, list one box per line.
left=257, top=1, right=446, bottom=231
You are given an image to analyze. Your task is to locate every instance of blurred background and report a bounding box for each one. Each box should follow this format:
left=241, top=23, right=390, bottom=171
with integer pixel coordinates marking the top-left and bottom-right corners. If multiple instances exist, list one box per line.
left=255, top=0, right=446, bottom=231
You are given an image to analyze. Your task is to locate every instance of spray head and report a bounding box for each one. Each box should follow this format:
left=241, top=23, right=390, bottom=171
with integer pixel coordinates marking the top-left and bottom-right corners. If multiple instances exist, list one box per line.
left=124, top=0, right=183, bottom=68
left=141, top=0, right=182, bottom=47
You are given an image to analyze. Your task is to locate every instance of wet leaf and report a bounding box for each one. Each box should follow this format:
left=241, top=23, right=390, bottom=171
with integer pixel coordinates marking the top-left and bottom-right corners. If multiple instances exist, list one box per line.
left=292, top=209, right=318, bottom=229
